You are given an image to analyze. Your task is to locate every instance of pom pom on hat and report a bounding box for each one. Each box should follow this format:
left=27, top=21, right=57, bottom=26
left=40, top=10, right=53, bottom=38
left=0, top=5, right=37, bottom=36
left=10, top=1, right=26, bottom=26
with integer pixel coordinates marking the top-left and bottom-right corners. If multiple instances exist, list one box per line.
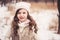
left=15, top=2, right=31, bottom=12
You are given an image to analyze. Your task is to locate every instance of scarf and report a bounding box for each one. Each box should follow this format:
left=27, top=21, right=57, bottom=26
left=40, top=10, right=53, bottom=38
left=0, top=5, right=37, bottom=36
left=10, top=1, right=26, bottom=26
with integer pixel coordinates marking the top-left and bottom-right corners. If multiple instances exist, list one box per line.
left=18, top=19, right=30, bottom=32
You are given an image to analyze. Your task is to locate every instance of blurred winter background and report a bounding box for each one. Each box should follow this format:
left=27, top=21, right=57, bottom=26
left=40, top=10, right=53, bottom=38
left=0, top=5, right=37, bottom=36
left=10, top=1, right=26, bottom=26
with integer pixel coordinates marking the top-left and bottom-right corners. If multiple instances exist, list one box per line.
left=0, top=0, right=60, bottom=40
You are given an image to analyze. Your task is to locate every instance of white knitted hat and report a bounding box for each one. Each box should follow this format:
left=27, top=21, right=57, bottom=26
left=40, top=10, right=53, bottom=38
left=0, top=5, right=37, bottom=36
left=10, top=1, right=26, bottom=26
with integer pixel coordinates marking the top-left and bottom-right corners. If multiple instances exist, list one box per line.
left=15, top=2, right=31, bottom=12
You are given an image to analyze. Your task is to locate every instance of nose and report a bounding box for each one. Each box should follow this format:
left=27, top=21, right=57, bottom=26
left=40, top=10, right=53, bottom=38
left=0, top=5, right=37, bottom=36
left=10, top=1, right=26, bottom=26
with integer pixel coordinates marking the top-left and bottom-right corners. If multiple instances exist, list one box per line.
left=20, top=12, right=23, bottom=15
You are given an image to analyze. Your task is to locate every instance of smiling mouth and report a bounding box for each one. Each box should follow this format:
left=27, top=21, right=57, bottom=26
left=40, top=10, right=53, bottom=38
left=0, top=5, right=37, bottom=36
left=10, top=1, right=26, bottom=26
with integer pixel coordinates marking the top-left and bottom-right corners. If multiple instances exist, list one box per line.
left=20, top=17, right=24, bottom=19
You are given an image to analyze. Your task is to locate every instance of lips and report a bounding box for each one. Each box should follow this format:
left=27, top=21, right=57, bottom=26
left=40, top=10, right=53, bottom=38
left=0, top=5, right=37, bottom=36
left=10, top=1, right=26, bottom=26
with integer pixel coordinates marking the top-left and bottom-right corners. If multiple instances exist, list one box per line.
left=20, top=17, right=24, bottom=19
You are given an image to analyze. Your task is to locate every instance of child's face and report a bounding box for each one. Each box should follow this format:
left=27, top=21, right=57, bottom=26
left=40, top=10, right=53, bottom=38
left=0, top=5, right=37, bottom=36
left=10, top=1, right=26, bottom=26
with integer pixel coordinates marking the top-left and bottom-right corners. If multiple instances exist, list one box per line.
left=17, top=9, right=28, bottom=22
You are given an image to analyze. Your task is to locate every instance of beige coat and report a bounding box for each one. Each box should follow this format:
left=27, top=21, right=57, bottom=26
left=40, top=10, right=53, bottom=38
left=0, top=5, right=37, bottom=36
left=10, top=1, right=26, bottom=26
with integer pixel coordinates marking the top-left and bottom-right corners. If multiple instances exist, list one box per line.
left=5, top=26, right=37, bottom=40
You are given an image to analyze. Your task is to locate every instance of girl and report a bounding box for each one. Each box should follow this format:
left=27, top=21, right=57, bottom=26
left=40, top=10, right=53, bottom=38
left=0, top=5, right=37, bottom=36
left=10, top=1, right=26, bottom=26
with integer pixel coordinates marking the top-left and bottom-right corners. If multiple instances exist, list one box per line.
left=6, top=2, right=38, bottom=40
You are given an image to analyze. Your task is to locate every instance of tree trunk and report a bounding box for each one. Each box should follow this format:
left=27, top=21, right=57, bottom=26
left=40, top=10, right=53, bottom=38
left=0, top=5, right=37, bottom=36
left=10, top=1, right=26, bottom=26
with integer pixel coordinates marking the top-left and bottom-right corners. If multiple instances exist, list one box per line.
left=57, top=0, right=60, bottom=34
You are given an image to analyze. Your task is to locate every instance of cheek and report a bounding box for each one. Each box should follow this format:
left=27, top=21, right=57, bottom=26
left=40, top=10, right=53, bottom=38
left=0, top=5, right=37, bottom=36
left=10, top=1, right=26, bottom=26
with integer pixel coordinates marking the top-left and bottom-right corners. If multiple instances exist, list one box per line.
left=17, top=14, right=20, bottom=19
left=24, top=14, right=28, bottom=18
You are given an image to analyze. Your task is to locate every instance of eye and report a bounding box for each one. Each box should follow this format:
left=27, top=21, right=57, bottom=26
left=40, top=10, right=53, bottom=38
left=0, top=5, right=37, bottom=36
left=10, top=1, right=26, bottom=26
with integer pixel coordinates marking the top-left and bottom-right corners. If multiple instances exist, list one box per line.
left=23, top=12, right=26, bottom=14
left=18, top=12, right=21, bottom=14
